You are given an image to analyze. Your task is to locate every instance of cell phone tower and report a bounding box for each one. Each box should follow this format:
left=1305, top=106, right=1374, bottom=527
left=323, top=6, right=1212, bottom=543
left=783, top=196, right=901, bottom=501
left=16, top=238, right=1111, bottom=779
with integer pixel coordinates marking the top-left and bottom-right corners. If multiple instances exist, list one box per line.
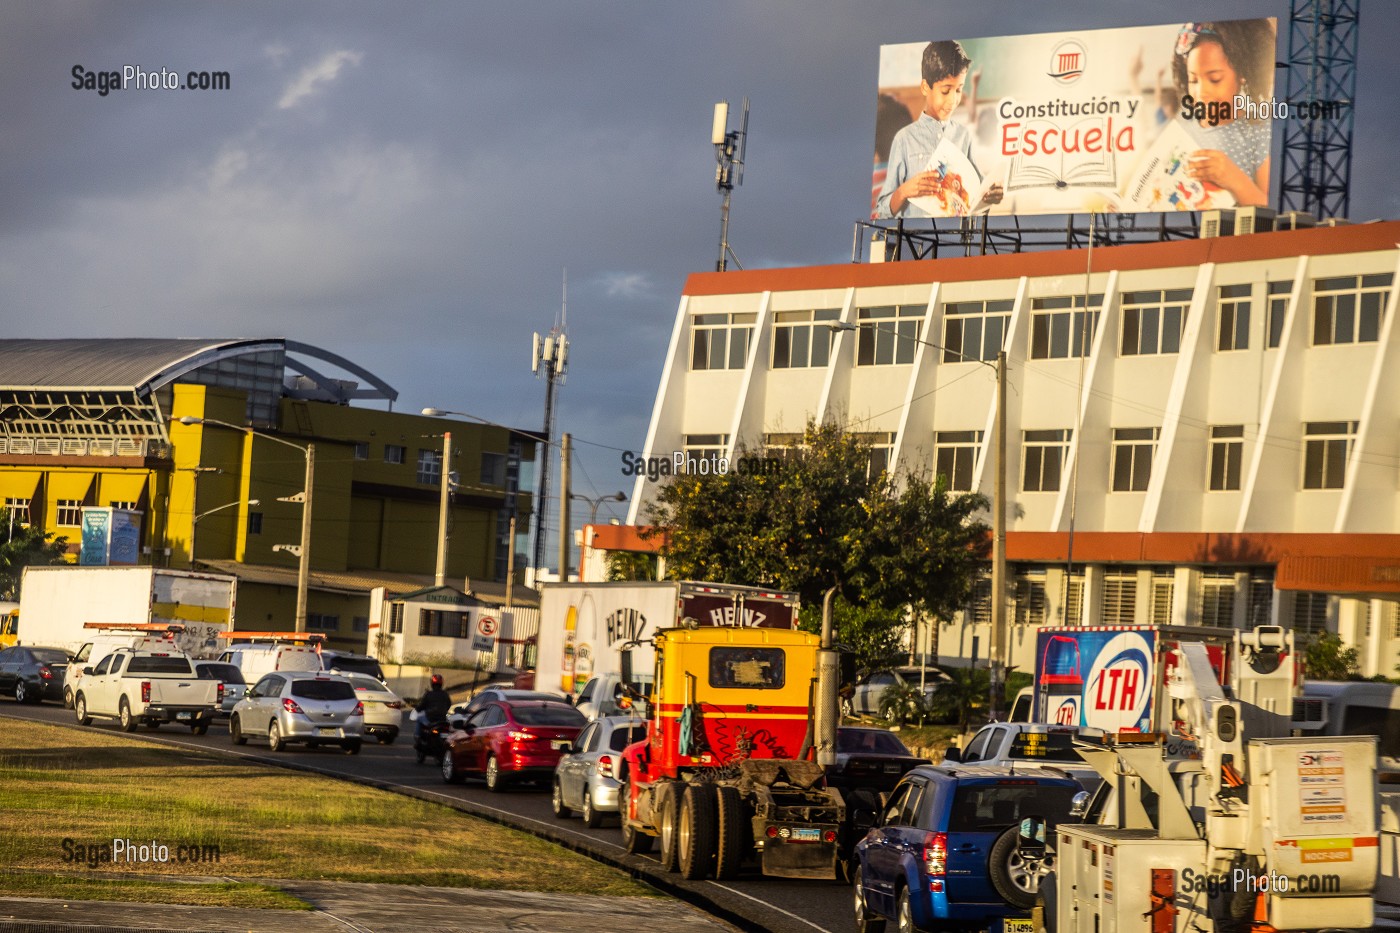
left=531, top=273, right=569, bottom=577
left=712, top=98, right=749, bottom=272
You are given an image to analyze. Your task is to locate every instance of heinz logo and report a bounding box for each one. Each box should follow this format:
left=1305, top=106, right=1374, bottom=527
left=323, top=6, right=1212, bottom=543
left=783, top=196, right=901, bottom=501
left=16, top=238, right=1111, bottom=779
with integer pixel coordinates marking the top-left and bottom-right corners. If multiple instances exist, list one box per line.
left=605, top=609, right=647, bottom=647
left=708, top=607, right=768, bottom=627
left=1083, top=632, right=1152, bottom=732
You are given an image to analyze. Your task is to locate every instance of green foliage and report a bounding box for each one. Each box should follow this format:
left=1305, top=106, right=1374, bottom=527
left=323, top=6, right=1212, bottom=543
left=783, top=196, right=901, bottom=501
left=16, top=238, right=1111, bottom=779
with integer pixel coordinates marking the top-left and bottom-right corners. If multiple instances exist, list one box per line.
left=878, top=680, right=929, bottom=725
left=1302, top=630, right=1360, bottom=681
left=1004, top=670, right=1033, bottom=707
left=645, top=421, right=990, bottom=615
left=926, top=665, right=991, bottom=735
left=606, top=551, right=659, bottom=582
left=797, top=600, right=907, bottom=675
left=0, top=509, right=69, bottom=601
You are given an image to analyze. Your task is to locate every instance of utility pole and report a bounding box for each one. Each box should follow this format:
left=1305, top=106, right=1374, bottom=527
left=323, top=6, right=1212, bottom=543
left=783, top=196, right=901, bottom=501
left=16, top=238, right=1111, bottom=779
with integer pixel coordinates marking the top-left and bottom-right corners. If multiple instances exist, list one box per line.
left=989, top=351, right=1008, bottom=720
left=557, top=433, right=572, bottom=582
left=294, top=443, right=314, bottom=633
left=434, top=431, right=452, bottom=588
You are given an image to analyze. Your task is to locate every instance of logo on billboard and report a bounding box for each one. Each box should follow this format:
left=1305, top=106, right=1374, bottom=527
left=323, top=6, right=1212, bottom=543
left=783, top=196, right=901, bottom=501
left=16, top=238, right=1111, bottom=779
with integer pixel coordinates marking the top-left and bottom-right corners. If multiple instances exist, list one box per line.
left=1047, top=39, right=1085, bottom=84
left=1084, top=632, right=1152, bottom=732
left=1055, top=698, right=1079, bottom=725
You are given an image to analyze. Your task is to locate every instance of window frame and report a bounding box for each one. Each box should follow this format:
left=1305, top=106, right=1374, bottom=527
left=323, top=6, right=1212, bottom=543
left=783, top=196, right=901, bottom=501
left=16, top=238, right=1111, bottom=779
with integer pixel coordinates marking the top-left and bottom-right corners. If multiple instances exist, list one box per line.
left=934, top=430, right=983, bottom=492
left=1111, top=427, right=1159, bottom=492
left=771, top=308, right=840, bottom=369
left=1029, top=295, right=1102, bottom=360
left=1120, top=289, right=1192, bottom=357
left=416, top=449, right=442, bottom=486
left=1208, top=425, right=1245, bottom=492
left=690, top=312, right=756, bottom=371
left=856, top=305, right=924, bottom=366
left=1311, top=274, right=1392, bottom=347
left=1022, top=429, right=1071, bottom=493
left=943, top=299, right=1014, bottom=364
left=1216, top=284, right=1252, bottom=352
left=1302, top=421, right=1357, bottom=490
left=384, top=444, right=406, bottom=465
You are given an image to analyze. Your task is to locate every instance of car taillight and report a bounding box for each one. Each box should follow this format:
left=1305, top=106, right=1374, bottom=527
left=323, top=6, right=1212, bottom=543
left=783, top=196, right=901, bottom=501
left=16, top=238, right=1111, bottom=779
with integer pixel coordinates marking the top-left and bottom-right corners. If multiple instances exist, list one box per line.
left=823, top=829, right=837, bottom=843
left=141, top=681, right=151, bottom=703
left=765, top=826, right=780, bottom=838
left=39, top=666, right=53, bottom=681
left=923, top=832, right=947, bottom=876
left=508, top=730, right=535, bottom=742
left=352, top=701, right=364, bottom=717
left=283, top=698, right=304, bottom=714
left=385, top=700, right=402, bottom=709
left=597, top=754, right=613, bottom=779
left=217, top=682, right=225, bottom=702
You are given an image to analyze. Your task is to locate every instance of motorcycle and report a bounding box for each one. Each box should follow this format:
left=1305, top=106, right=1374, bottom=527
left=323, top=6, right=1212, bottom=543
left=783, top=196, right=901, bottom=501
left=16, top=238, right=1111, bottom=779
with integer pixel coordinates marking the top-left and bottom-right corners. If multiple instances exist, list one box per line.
left=413, top=715, right=452, bottom=765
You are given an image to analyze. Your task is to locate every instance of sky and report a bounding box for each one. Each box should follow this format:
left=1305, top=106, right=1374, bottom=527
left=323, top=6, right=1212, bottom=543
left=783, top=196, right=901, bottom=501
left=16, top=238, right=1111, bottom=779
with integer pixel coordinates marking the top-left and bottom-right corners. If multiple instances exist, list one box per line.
left=3, top=1, right=1398, bottom=567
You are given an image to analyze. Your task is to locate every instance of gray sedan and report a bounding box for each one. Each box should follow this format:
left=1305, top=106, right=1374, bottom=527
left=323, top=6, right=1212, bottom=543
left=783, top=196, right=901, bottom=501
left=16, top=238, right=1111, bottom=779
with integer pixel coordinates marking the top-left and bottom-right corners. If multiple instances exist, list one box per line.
left=551, top=715, right=648, bottom=827
left=230, top=672, right=364, bottom=754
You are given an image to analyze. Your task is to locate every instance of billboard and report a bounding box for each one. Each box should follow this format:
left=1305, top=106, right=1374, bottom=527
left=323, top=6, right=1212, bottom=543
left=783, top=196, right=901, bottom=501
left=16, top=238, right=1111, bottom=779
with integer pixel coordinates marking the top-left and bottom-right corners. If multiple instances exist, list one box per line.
left=872, top=19, right=1277, bottom=219
left=79, top=508, right=142, bottom=566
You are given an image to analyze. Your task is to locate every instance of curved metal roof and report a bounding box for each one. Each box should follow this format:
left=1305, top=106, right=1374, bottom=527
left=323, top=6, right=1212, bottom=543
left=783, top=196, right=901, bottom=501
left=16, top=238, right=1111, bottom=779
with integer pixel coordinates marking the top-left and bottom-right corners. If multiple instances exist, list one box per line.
left=0, top=338, right=397, bottom=401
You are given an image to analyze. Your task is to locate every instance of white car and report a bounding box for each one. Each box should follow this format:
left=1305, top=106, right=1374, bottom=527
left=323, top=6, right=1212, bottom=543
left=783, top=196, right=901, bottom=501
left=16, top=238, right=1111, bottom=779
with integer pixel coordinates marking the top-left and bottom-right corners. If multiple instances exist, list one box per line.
left=343, top=671, right=405, bottom=744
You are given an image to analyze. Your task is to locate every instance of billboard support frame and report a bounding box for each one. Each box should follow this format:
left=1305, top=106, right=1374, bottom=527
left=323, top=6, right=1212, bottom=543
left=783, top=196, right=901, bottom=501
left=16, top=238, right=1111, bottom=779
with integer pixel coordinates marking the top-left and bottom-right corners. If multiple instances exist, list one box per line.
left=853, top=212, right=1201, bottom=262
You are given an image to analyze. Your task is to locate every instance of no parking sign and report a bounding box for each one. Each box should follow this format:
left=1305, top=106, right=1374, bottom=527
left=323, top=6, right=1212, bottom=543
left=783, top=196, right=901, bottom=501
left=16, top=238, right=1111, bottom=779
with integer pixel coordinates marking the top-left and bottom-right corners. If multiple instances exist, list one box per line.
left=471, top=613, right=498, bottom=652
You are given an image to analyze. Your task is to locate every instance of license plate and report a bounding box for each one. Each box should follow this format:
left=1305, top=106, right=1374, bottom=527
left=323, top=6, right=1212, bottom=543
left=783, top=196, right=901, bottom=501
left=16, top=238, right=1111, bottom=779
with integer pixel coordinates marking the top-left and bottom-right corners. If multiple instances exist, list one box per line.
left=317, top=727, right=338, bottom=736
left=176, top=712, right=192, bottom=721
left=1002, top=920, right=1035, bottom=933
left=551, top=739, right=570, bottom=749
left=792, top=827, right=821, bottom=842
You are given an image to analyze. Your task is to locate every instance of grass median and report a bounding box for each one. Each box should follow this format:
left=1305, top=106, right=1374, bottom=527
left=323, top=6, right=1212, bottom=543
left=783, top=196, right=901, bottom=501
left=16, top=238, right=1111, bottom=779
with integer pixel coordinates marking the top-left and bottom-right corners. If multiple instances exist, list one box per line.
left=0, top=718, right=653, bottom=908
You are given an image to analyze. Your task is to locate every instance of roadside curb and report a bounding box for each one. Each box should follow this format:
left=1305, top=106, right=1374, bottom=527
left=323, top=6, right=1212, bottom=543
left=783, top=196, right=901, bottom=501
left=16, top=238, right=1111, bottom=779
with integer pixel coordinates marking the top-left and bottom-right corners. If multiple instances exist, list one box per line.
left=0, top=713, right=785, bottom=933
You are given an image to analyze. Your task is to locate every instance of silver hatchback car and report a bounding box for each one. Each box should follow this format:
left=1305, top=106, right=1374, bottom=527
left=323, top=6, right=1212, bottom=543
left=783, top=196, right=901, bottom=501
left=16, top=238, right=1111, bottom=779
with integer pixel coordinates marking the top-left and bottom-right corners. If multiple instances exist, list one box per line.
left=551, top=715, right=648, bottom=827
left=230, top=672, right=364, bottom=754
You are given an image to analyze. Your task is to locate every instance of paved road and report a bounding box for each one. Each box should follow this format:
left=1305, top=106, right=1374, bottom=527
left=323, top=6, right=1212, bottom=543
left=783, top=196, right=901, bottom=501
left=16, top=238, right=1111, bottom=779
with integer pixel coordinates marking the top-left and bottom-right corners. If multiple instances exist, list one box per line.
left=0, top=702, right=852, bottom=933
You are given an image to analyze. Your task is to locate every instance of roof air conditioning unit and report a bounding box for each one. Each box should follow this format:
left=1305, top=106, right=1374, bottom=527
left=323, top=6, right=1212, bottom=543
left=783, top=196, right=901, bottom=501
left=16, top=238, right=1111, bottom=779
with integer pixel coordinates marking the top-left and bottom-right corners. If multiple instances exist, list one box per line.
left=869, top=233, right=890, bottom=263
left=1200, top=210, right=1230, bottom=238
left=1275, top=211, right=1316, bottom=231
left=1319, top=217, right=1351, bottom=227
left=1233, top=206, right=1275, bottom=235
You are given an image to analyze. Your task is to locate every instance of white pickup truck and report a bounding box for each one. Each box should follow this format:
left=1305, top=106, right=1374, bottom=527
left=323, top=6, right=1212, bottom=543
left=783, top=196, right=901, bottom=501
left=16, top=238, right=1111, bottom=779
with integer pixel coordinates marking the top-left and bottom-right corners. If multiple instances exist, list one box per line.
left=73, top=648, right=222, bottom=734
left=941, top=721, right=1103, bottom=791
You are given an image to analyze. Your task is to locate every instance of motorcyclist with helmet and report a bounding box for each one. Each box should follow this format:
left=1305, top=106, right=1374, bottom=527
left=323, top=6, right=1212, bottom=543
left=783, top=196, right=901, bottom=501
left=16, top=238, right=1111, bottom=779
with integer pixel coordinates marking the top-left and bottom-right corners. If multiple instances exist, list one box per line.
left=415, top=673, right=452, bottom=743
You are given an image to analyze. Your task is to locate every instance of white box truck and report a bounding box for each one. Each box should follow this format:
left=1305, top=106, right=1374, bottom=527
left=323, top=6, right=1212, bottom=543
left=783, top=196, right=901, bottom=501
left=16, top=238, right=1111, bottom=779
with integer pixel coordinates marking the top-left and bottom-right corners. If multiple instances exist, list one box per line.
left=535, top=581, right=800, bottom=706
left=18, top=566, right=236, bottom=659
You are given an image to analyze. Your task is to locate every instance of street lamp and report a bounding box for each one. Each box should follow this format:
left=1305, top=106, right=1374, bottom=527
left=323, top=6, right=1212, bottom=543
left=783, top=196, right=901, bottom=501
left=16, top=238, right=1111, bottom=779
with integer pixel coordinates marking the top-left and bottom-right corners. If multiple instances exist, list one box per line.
left=190, top=498, right=259, bottom=569
left=178, top=416, right=314, bottom=632
left=571, top=491, right=627, bottom=578
left=828, top=319, right=1009, bottom=720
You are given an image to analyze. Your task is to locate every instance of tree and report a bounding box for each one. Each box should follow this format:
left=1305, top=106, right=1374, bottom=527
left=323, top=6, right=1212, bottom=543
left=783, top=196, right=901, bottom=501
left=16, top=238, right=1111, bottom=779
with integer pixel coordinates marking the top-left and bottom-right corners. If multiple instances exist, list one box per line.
left=606, top=551, right=659, bottom=582
left=0, top=508, right=70, bottom=601
left=926, top=665, right=990, bottom=735
left=797, top=599, right=907, bottom=675
left=1302, top=630, right=1361, bottom=681
left=645, top=421, right=990, bottom=616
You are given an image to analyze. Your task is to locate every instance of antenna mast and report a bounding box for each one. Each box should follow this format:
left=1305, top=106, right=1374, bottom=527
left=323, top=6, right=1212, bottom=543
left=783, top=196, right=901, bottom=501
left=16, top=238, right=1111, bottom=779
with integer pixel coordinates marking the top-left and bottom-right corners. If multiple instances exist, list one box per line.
left=713, top=97, right=749, bottom=272
left=530, top=272, right=570, bottom=578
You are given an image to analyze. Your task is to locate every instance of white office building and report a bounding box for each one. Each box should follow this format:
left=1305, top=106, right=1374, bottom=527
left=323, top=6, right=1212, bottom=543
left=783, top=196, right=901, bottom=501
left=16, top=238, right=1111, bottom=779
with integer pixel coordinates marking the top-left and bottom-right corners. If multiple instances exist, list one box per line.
left=627, top=221, right=1400, bottom=678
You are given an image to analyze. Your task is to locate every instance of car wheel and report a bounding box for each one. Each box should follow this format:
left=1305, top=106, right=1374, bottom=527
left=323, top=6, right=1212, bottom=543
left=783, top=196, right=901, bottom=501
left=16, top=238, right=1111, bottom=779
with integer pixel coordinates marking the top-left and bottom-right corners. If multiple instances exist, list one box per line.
left=713, top=783, right=744, bottom=880
left=343, top=740, right=361, bottom=755
left=379, top=729, right=397, bottom=745
left=552, top=779, right=573, bottom=819
left=485, top=754, right=506, bottom=792
left=14, top=680, right=27, bottom=704
left=442, top=748, right=463, bottom=784
left=657, top=788, right=681, bottom=872
left=63, top=687, right=73, bottom=710
left=268, top=721, right=286, bottom=752
left=74, top=693, right=92, bottom=726
left=230, top=715, right=247, bottom=745
left=622, top=817, right=654, bottom=855
left=678, top=783, right=717, bottom=880
left=416, top=745, right=427, bottom=764
left=191, top=722, right=209, bottom=736
left=119, top=698, right=138, bottom=733
left=582, top=787, right=605, bottom=828
left=896, top=886, right=917, bottom=933
left=988, top=825, right=1052, bottom=910
left=854, top=866, right=887, bottom=933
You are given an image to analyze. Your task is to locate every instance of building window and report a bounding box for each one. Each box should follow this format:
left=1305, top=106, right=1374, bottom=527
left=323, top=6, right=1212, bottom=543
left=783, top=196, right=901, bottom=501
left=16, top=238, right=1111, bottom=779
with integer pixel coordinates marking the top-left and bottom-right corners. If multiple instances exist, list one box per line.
left=1303, top=421, right=1357, bottom=490
left=417, top=449, right=442, bottom=485
left=943, top=299, right=1013, bottom=363
left=1292, top=592, right=1330, bottom=639
left=352, top=616, right=369, bottom=634
left=307, top=613, right=339, bottom=632
left=691, top=312, right=755, bottom=371
left=110, top=500, right=139, bottom=512
left=1246, top=570, right=1275, bottom=628
left=247, top=512, right=263, bottom=535
left=1030, top=295, right=1101, bottom=359
left=1267, top=280, right=1292, bottom=348
left=1151, top=571, right=1174, bottom=625
left=859, top=432, right=897, bottom=478
left=2, top=498, right=31, bottom=526
left=480, top=452, right=506, bottom=487
left=1120, top=289, right=1191, bottom=356
left=683, top=434, right=729, bottom=473
left=1102, top=571, right=1138, bottom=626
left=56, top=499, right=84, bottom=527
left=419, top=608, right=470, bottom=639
left=772, top=309, right=840, bottom=368
left=1217, top=284, right=1252, bottom=351
left=1199, top=571, right=1237, bottom=627
left=1014, top=572, right=1047, bottom=626
left=384, top=444, right=405, bottom=465
left=856, top=305, right=923, bottom=366
left=1209, top=425, right=1244, bottom=491
left=353, top=442, right=369, bottom=460
left=935, top=431, right=982, bottom=492
left=1111, top=427, right=1159, bottom=492
left=966, top=572, right=992, bottom=626
left=1060, top=572, right=1084, bottom=626
left=1023, top=429, right=1071, bottom=492
left=389, top=602, right=404, bottom=634
left=1312, top=273, right=1392, bottom=346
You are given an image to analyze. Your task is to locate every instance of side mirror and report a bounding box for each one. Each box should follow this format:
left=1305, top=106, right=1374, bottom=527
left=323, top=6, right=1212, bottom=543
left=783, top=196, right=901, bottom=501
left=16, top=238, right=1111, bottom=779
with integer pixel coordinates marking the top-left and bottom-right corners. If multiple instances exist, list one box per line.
left=450, top=718, right=467, bottom=731
left=943, top=745, right=963, bottom=763
left=82, top=667, right=94, bottom=676
left=1070, top=791, right=1090, bottom=819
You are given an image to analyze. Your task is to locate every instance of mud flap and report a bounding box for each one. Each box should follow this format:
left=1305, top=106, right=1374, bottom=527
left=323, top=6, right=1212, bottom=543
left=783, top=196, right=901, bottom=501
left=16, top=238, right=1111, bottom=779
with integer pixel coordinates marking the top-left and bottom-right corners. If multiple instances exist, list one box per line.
left=760, top=839, right=839, bottom=879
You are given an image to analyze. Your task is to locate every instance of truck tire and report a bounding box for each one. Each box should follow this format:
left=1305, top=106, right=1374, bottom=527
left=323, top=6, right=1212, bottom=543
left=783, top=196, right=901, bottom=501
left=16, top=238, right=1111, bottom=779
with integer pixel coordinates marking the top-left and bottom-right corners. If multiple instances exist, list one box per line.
left=191, top=722, right=209, bottom=736
left=988, top=824, right=1052, bottom=910
left=74, top=693, right=92, bottom=726
left=119, top=698, right=138, bottom=733
left=853, top=866, right=887, bottom=933
left=678, top=783, right=718, bottom=880
left=714, top=784, right=744, bottom=880
left=621, top=819, right=654, bottom=855
left=657, top=787, right=682, bottom=872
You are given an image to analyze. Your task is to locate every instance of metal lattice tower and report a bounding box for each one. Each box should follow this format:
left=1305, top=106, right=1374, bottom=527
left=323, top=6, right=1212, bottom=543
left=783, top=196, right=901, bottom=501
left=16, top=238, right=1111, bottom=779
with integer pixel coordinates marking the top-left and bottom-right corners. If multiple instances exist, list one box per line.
left=1276, top=0, right=1360, bottom=219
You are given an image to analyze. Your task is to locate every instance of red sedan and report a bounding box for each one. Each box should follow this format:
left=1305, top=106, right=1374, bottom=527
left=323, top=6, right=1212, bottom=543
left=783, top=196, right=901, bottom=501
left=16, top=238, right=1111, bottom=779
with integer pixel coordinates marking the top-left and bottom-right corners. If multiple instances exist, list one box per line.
left=441, top=700, right=587, bottom=791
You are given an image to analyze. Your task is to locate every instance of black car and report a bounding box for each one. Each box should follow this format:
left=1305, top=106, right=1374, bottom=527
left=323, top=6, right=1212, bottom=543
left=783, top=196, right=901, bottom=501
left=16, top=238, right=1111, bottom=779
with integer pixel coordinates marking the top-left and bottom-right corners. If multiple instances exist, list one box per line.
left=0, top=645, right=71, bottom=704
left=829, top=727, right=929, bottom=793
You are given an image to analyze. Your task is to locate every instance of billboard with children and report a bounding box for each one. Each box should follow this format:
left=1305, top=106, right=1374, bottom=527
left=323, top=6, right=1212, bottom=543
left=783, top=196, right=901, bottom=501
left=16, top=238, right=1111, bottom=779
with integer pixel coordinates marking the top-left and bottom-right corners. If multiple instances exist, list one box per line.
left=872, top=18, right=1277, bottom=220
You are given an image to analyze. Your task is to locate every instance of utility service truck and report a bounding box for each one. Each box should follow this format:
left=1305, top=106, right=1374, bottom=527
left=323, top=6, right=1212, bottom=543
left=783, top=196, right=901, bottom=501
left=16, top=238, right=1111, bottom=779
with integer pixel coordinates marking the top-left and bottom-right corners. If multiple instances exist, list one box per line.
left=18, top=566, right=235, bottom=658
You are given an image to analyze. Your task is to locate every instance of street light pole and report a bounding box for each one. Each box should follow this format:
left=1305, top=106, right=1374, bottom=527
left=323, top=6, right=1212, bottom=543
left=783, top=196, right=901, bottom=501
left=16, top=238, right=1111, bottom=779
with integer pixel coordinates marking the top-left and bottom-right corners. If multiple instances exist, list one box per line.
left=570, top=491, right=627, bottom=577
left=829, top=321, right=1010, bottom=719
left=435, top=431, right=452, bottom=587
left=177, top=416, right=314, bottom=632
left=190, top=498, right=259, bottom=570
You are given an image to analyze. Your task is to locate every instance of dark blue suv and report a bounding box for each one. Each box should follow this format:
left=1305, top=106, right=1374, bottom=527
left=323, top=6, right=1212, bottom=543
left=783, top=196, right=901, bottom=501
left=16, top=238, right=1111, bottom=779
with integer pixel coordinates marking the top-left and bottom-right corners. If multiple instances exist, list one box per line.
left=853, top=764, right=1081, bottom=933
